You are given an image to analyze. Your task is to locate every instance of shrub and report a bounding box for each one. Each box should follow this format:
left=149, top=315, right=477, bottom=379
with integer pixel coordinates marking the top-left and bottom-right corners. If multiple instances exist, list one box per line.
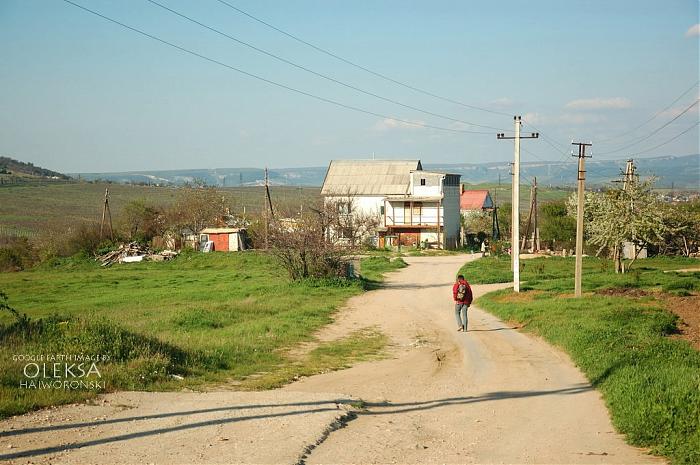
left=0, top=235, right=35, bottom=271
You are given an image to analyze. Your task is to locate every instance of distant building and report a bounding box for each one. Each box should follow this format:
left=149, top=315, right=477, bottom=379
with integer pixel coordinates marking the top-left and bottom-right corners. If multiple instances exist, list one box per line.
left=199, top=228, right=248, bottom=252
left=320, top=159, right=461, bottom=249
left=460, top=188, right=494, bottom=214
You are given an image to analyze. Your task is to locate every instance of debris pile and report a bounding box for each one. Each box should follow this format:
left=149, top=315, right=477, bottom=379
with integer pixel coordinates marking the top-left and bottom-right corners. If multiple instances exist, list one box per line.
left=97, top=242, right=179, bottom=266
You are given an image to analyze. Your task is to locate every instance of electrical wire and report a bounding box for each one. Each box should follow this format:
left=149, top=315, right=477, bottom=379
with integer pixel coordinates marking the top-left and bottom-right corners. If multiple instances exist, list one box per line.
left=62, top=0, right=495, bottom=135
left=629, top=121, right=699, bottom=156
left=212, top=0, right=513, bottom=118
left=596, top=99, right=699, bottom=155
left=596, top=80, right=699, bottom=144
left=145, top=0, right=507, bottom=132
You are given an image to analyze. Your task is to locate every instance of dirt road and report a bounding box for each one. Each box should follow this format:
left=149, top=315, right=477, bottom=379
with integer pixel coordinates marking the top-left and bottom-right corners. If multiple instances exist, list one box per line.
left=0, top=254, right=663, bottom=464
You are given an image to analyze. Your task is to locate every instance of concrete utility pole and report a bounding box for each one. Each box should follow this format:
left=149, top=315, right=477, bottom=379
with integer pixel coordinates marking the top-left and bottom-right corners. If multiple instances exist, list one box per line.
left=497, top=116, right=539, bottom=293
left=572, top=141, right=592, bottom=297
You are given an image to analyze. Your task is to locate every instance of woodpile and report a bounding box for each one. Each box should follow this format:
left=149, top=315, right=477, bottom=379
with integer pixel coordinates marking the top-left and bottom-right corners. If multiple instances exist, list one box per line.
left=97, top=242, right=179, bottom=266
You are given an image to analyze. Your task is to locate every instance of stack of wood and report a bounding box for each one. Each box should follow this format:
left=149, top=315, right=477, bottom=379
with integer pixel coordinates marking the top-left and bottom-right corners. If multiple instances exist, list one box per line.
left=97, top=243, right=180, bottom=266
left=97, top=242, right=150, bottom=266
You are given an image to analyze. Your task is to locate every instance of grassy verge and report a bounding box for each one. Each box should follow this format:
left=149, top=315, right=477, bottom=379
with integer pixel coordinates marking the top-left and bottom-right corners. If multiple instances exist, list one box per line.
left=0, top=252, right=403, bottom=419
left=460, top=256, right=700, bottom=465
left=240, top=327, right=387, bottom=390
left=359, top=256, right=407, bottom=285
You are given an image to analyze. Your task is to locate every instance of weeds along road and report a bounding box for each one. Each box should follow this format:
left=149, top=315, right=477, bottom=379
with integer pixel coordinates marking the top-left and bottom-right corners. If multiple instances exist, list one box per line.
left=0, top=255, right=663, bottom=464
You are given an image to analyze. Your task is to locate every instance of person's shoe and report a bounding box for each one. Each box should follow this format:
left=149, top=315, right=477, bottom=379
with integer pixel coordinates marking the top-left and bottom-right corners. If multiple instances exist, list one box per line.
left=457, top=326, right=463, bottom=332
left=463, top=326, right=468, bottom=332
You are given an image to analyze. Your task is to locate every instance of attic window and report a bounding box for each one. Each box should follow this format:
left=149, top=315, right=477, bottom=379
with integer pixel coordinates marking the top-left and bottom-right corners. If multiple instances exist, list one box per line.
left=420, top=178, right=426, bottom=186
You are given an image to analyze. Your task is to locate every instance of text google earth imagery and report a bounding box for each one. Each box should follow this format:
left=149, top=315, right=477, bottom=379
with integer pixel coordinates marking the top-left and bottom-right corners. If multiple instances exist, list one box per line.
left=1, top=1, right=699, bottom=464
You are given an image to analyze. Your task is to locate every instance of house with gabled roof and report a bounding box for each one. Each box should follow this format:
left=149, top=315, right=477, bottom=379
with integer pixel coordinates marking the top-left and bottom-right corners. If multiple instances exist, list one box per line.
left=321, top=159, right=461, bottom=249
left=460, top=188, right=494, bottom=213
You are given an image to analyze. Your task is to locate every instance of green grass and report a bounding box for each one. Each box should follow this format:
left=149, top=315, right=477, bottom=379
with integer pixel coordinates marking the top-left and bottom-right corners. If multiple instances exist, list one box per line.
left=461, top=256, right=700, bottom=465
left=240, top=327, right=387, bottom=390
left=0, top=252, right=399, bottom=418
left=358, top=256, right=407, bottom=284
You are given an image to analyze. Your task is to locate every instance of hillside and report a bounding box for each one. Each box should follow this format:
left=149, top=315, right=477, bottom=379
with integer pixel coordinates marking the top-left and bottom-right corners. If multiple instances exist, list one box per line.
left=74, top=154, right=699, bottom=188
left=0, top=156, right=70, bottom=180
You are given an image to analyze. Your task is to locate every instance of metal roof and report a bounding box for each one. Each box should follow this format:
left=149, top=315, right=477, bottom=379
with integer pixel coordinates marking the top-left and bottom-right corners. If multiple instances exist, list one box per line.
left=460, top=190, right=493, bottom=210
left=200, top=228, right=245, bottom=234
left=321, top=159, right=422, bottom=196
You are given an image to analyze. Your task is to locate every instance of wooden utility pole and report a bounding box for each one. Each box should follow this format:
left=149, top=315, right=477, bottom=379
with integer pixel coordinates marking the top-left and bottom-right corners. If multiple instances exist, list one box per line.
left=521, top=177, right=539, bottom=251
left=572, top=141, right=592, bottom=297
left=498, top=116, right=539, bottom=293
left=99, top=187, right=113, bottom=240
left=263, top=167, right=274, bottom=249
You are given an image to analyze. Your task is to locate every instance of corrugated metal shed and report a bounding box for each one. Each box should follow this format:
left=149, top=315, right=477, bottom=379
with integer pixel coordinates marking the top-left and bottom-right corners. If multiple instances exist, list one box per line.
left=321, top=160, right=422, bottom=195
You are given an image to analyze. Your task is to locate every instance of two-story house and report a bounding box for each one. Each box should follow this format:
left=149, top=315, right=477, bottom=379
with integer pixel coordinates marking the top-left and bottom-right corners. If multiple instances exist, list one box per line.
left=320, top=159, right=461, bottom=249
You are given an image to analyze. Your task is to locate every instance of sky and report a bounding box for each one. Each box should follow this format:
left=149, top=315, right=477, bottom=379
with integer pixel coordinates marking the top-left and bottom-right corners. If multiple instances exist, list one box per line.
left=1, top=0, right=698, bottom=173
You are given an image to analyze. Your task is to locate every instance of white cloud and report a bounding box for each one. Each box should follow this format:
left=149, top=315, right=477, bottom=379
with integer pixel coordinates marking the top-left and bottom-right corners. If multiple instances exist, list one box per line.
left=685, top=24, right=700, bottom=37
left=373, top=118, right=425, bottom=131
left=564, top=97, right=632, bottom=110
left=658, top=105, right=696, bottom=119
left=490, top=97, right=514, bottom=108
left=521, top=111, right=606, bottom=126
left=558, top=113, right=608, bottom=125
left=523, top=112, right=545, bottom=125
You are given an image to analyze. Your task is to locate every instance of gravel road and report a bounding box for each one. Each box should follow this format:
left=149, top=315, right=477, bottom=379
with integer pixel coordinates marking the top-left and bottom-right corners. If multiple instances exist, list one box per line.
left=0, top=254, right=664, bottom=464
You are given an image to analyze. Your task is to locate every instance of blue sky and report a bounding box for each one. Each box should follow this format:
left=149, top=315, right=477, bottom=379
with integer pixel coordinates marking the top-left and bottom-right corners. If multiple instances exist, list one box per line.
left=1, top=0, right=698, bottom=173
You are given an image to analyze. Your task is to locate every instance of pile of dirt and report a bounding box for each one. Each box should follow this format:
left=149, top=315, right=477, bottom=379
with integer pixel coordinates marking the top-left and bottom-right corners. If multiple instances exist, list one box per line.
left=595, top=287, right=649, bottom=298
left=666, top=295, right=700, bottom=350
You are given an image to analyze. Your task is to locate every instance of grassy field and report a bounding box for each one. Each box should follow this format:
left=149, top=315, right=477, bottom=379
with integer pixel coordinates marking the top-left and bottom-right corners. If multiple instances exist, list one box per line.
left=0, top=181, right=320, bottom=236
left=0, top=252, right=403, bottom=418
left=460, top=256, right=700, bottom=465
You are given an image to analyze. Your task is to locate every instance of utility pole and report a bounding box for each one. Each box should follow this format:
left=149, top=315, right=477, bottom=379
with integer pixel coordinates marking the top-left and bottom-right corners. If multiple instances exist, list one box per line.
left=497, top=116, right=539, bottom=292
left=263, top=167, right=275, bottom=249
left=533, top=177, right=539, bottom=251
left=572, top=141, right=592, bottom=297
left=521, top=177, right=539, bottom=251
left=99, top=187, right=113, bottom=241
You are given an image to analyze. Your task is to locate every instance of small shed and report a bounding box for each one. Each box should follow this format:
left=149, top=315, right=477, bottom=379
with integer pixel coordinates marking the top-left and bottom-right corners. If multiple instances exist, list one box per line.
left=199, top=228, right=247, bottom=251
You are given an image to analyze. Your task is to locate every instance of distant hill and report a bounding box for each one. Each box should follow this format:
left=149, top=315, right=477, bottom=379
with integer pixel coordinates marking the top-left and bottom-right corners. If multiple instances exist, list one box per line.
left=0, top=156, right=70, bottom=180
left=74, top=154, right=699, bottom=188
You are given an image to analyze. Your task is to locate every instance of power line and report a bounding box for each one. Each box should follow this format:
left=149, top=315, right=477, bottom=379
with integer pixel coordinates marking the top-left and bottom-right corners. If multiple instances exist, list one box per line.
left=145, top=0, right=506, bottom=132
left=596, top=80, right=699, bottom=144
left=596, top=99, right=699, bottom=155
left=62, top=0, right=494, bottom=135
left=213, top=0, right=513, bottom=118
left=630, top=121, right=699, bottom=156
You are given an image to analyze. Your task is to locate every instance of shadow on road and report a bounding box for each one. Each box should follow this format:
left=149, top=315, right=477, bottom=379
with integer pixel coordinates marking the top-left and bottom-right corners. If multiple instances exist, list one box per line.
left=0, top=384, right=592, bottom=460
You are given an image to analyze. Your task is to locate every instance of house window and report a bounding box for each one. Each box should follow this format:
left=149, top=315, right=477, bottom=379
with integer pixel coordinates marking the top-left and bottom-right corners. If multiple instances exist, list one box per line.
left=338, top=202, right=351, bottom=215
left=380, top=205, right=385, bottom=215
left=420, top=178, right=426, bottom=186
left=412, top=202, right=422, bottom=223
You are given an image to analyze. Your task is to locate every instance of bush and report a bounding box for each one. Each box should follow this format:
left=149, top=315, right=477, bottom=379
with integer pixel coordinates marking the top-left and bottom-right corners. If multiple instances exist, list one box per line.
left=0, top=235, right=35, bottom=271
left=34, top=221, right=116, bottom=261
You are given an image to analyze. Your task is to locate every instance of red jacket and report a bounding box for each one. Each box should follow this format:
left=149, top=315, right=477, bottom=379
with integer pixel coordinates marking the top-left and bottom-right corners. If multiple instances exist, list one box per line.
left=453, top=279, right=473, bottom=305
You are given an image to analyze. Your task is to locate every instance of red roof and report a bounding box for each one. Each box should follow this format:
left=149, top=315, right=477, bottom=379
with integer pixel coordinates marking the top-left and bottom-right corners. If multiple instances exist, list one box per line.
left=460, top=190, right=491, bottom=210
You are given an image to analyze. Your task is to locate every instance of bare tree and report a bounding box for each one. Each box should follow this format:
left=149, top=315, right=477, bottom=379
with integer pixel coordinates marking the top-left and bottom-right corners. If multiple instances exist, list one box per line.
left=167, top=187, right=231, bottom=236
left=268, top=208, right=346, bottom=280
left=324, top=195, right=380, bottom=248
